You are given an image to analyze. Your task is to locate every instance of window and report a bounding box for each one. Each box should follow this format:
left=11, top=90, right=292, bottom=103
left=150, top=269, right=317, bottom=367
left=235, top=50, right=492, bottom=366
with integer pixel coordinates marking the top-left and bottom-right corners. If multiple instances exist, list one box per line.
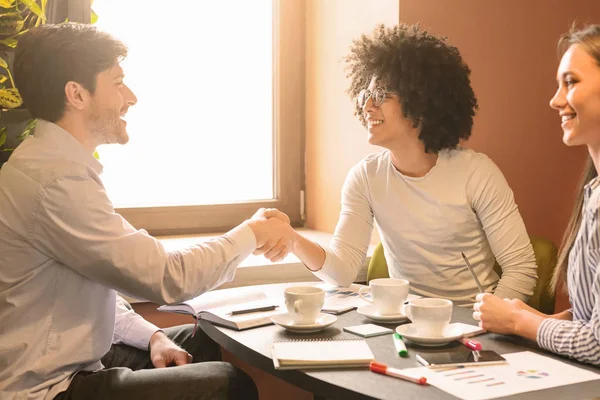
left=69, top=0, right=304, bottom=235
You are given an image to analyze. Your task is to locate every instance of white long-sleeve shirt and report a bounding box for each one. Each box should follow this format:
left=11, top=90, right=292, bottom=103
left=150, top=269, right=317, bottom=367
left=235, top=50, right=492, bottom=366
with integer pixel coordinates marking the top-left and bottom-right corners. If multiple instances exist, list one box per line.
left=0, top=121, right=256, bottom=400
left=313, top=149, right=537, bottom=306
left=537, top=177, right=600, bottom=365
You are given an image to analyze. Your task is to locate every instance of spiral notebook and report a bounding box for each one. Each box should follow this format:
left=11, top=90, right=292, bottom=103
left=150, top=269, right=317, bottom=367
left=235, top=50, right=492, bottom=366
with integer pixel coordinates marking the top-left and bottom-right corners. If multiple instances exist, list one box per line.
left=271, top=339, right=375, bottom=370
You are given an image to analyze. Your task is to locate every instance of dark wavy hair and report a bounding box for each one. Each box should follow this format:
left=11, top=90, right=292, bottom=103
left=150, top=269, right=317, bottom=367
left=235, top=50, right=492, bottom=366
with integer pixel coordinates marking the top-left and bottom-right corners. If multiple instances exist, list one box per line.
left=14, top=23, right=127, bottom=122
left=344, top=24, right=478, bottom=153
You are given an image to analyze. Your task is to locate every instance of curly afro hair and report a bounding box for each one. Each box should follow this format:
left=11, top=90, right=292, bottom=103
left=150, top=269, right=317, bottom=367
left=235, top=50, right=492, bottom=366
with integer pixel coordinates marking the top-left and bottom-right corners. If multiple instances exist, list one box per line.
left=344, top=24, right=478, bottom=153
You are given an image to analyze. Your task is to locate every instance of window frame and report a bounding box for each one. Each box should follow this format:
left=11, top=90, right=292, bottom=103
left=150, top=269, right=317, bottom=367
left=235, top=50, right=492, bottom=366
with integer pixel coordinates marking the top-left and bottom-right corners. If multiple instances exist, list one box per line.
left=68, top=0, right=305, bottom=236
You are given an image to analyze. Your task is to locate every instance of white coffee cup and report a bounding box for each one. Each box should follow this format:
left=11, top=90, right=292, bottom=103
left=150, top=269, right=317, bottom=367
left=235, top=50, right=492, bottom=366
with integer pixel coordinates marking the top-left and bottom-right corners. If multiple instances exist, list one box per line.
left=284, top=286, right=325, bottom=325
left=406, top=298, right=453, bottom=337
left=358, top=278, right=409, bottom=315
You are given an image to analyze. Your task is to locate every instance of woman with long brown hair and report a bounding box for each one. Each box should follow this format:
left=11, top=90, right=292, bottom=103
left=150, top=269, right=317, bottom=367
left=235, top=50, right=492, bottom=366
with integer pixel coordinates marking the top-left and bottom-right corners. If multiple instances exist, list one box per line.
left=473, top=24, right=600, bottom=366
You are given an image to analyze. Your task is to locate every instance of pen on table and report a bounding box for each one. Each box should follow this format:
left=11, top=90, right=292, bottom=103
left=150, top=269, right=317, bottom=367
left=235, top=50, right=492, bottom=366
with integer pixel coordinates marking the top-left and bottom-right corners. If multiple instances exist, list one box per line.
left=229, top=305, right=278, bottom=315
left=460, top=252, right=485, bottom=293
left=457, top=337, right=483, bottom=351
left=393, top=333, right=408, bottom=357
left=369, top=361, right=427, bottom=385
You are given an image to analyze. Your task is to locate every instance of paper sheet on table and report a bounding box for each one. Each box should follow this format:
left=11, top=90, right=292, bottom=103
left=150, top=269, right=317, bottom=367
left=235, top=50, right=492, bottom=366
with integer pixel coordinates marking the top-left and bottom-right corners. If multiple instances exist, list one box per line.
left=403, top=351, right=600, bottom=400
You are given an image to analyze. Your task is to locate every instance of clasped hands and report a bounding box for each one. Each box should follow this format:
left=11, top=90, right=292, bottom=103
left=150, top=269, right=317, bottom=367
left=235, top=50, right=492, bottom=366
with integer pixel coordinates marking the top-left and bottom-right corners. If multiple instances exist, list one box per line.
left=246, top=207, right=296, bottom=263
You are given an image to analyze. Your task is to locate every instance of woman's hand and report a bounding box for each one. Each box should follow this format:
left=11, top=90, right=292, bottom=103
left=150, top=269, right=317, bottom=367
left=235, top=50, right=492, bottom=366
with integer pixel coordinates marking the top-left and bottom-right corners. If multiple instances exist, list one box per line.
left=472, top=293, right=545, bottom=341
left=472, top=293, right=524, bottom=335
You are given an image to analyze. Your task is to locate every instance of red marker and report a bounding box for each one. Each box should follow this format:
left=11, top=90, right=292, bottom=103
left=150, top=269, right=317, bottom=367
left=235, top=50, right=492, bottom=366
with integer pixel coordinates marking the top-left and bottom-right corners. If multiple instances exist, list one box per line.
left=369, top=361, right=427, bottom=385
left=458, top=337, right=483, bottom=351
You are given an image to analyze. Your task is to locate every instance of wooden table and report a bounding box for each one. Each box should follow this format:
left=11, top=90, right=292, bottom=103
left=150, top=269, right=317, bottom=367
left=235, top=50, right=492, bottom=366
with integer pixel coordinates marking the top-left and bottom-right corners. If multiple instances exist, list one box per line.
left=197, top=283, right=600, bottom=400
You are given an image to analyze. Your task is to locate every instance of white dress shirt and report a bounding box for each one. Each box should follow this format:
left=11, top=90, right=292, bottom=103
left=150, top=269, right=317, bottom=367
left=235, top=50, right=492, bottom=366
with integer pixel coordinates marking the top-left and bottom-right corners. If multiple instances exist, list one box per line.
left=313, top=149, right=537, bottom=306
left=0, top=120, right=256, bottom=400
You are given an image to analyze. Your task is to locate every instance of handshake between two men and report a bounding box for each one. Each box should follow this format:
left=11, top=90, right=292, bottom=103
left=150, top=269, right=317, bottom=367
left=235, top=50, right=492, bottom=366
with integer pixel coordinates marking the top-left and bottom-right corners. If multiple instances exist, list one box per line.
left=244, top=208, right=298, bottom=263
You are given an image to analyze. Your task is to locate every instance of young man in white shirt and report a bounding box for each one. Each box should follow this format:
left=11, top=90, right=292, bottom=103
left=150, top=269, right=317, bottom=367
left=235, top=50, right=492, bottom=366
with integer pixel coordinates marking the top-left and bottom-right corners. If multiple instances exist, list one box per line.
left=0, top=23, right=293, bottom=400
left=262, top=24, right=538, bottom=306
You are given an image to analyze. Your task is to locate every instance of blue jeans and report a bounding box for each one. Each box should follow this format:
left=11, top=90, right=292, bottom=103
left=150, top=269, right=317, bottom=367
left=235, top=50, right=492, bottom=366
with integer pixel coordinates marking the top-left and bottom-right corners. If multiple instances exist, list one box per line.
left=55, top=324, right=258, bottom=400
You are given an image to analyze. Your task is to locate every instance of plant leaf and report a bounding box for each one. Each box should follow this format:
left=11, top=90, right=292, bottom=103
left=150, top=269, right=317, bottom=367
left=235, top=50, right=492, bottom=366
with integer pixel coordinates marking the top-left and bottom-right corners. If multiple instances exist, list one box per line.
left=0, top=57, right=7, bottom=69
left=0, top=75, right=7, bottom=84
left=93, top=150, right=99, bottom=159
left=19, top=0, right=45, bottom=22
left=18, top=117, right=35, bottom=140
left=0, top=37, right=18, bottom=48
left=0, top=0, right=16, bottom=8
left=0, top=127, right=6, bottom=147
left=91, top=9, right=97, bottom=24
left=0, top=11, right=24, bottom=35
left=0, top=88, right=22, bottom=108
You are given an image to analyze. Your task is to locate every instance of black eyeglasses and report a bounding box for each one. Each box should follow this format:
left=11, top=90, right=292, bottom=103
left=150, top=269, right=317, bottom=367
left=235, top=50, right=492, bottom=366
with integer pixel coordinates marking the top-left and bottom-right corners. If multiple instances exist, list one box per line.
left=357, top=87, right=389, bottom=108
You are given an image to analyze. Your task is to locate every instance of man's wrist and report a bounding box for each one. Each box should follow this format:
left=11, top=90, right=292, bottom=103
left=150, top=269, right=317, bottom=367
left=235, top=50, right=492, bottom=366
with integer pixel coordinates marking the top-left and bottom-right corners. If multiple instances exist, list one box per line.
left=148, top=330, right=166, bottom=350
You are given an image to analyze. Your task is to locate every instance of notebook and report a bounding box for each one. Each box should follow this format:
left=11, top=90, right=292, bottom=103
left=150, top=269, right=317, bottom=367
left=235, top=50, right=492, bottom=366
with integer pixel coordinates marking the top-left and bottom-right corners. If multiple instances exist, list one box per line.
left=272, top=339, right=375, bottom=370
left=157, top=288, right=285, bottom=330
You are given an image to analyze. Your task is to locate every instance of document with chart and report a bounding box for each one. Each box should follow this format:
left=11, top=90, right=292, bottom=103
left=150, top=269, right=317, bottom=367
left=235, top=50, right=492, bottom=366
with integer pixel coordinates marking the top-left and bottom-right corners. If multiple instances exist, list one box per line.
left=402, top=351, right=600, bottom=400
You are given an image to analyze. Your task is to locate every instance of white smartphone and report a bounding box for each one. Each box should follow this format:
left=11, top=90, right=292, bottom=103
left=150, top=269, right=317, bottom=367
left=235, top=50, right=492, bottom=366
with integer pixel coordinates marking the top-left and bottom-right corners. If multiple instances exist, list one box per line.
left=416, top=350, right=507, bottom=369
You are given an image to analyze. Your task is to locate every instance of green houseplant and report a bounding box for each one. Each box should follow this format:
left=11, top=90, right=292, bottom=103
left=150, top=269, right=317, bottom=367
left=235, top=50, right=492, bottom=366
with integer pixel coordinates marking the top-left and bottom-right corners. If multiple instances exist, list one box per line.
left=0, top=0, right=47, bottom=165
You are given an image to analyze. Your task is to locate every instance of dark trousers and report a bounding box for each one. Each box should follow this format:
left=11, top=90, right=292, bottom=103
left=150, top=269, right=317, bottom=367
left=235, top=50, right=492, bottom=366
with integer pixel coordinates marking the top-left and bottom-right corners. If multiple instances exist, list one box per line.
left=55, top=324, right=258, bottom=400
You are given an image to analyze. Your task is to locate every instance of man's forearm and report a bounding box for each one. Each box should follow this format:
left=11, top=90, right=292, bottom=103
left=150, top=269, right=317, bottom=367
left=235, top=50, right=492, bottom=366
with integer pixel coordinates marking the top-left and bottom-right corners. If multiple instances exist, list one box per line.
left=291, top=233, right=326, bottom=272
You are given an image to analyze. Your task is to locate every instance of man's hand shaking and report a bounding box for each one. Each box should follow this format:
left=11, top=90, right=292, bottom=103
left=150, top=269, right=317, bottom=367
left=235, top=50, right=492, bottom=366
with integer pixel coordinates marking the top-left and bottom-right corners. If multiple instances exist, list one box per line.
left=245, top=208, right=296, bottom=262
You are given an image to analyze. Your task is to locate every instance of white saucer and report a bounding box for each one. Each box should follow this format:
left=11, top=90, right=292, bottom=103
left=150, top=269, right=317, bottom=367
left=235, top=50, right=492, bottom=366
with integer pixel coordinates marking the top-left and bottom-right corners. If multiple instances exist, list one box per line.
left=395, top=323, right=463, bottom=346
left=356, top=304, right=408, bottom=323
left=271, top=313, right=337, bottom=333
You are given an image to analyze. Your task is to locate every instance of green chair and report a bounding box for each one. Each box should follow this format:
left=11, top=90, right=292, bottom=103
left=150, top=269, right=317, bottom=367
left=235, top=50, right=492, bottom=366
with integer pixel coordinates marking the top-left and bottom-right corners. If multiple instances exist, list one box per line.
left=366, top=235, right=557, bottom=314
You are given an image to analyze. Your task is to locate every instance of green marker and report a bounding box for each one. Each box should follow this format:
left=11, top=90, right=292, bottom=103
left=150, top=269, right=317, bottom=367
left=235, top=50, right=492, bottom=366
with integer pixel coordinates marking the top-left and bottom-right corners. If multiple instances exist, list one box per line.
left=393, top=333, right=408, bottom=357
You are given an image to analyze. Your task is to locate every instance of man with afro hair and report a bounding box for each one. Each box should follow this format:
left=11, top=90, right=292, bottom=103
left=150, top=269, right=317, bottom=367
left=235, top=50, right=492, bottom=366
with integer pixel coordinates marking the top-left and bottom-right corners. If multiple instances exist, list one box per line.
left=262, top=24, right=537, bottom=306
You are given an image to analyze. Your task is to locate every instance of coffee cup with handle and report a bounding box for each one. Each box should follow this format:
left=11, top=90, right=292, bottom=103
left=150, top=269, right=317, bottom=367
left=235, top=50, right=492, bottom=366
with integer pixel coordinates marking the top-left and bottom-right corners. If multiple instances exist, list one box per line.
left=406, top=298, right=453, bottom=337
left=284, top=286, right=325, bottom=325
left=358, top=278, right=409, bottom=315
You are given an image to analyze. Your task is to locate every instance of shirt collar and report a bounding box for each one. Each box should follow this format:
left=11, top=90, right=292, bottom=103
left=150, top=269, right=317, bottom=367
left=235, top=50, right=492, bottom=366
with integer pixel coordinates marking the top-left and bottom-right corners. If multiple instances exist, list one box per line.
left=585, top=176, right=600, bottom=192
left=34, top=120, right=103, bottom=174
left=582, top=176, right=600, bottom=209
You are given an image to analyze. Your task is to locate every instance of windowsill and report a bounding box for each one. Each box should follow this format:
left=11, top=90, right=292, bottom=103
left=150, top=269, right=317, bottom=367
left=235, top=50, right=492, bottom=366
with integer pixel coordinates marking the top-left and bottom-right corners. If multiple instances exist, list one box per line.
left=122, top=229, right=373, bottom=304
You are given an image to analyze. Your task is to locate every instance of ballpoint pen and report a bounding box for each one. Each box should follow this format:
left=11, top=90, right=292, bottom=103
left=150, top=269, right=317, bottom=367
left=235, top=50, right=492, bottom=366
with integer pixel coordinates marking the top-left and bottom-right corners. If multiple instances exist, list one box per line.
left=460, top=252, right=485, bottom=293
left=229, top=305, right=278, bottom=315
left=393, top=333, right=408, bottom=357
left=370, top=361, right=427, bottom=385
left=457, top=337, right=483, bottom=351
